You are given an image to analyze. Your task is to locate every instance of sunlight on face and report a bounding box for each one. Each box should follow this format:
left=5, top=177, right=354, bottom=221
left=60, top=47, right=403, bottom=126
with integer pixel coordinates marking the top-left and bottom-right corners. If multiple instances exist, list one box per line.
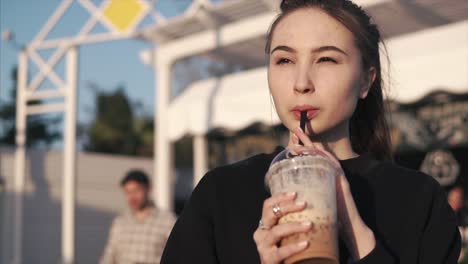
left=122, top=181, right=149, bottom=211
left=268, top=8, right=373, bottom=140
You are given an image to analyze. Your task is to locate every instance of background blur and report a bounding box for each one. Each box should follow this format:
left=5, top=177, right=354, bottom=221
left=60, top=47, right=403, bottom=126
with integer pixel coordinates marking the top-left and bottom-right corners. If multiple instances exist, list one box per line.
left=0, top=0, right=467, bottom=263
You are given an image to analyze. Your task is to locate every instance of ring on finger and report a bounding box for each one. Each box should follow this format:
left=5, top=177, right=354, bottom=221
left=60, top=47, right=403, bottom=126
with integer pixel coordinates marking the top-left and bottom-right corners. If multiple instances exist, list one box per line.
left=258, top=219, right=271, bottom=230
left=272, top=203, right=282, bottom=218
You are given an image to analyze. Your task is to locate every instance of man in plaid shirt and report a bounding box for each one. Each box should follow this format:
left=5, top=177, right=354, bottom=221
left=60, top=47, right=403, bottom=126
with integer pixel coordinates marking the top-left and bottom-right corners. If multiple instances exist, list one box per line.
left=100, top=170, right=176, bottom=264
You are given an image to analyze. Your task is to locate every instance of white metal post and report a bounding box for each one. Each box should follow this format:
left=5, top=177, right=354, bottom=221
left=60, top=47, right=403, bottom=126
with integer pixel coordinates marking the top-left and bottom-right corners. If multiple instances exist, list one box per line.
left=62, top=46, right=78, bottom=264
left=12, top=50, right=28, bottom=264
left=154, top=49, right=173, bottom=211
left=193, top=134, right=208, bottom=187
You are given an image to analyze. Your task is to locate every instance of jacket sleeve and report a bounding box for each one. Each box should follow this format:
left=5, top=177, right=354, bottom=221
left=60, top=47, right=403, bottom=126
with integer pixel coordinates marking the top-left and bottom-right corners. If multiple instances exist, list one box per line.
left=350, top=239, right=397, bottom=264
left=418, top=183, right=461, bottom=264
left=160, top=172, right=218, bottom=264
left=352, top=181, right=461, bottom=264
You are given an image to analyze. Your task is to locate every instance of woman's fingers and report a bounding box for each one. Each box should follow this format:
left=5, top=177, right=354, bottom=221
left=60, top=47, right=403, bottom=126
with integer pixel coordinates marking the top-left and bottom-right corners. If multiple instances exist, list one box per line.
left=261, top=239, right=309, bottom=264
left=263, top=221, right=312, bottom=246
left=254, top=192, right=299, bottom=245
left=292, top=133, right=300, bottom=145
left=263, top=192, right=297, bottom=210
left=254, top=193, right=308, bottom=255
left=289, top=144, right=317, bottom=156
left=294, top=127, right=315, bottom=147
left=261, top=192, right=305, bottom=227
left=276, top=240, right=309, bottom=261
left=255, top=221, right=311, bottom=264
left=292, top=127, right=341, bottom=168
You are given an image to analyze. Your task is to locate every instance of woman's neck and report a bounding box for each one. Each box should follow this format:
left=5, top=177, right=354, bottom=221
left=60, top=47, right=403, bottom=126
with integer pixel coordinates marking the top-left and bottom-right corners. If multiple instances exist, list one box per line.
left=287, top=124, right=358, bottom=160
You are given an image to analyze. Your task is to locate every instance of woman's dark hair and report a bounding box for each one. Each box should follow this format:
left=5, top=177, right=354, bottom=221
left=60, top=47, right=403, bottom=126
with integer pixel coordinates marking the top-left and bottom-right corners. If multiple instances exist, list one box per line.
left=265, top=0, right=393, bottom=160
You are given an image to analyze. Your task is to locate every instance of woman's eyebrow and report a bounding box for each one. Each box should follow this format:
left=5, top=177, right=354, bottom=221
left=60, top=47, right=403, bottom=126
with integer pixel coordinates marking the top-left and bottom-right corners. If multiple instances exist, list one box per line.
left=313, top=46, right=349, bottom=56
left=271, top=45, right=296, bottom=54
left=271, top=45, right=348, bottom=56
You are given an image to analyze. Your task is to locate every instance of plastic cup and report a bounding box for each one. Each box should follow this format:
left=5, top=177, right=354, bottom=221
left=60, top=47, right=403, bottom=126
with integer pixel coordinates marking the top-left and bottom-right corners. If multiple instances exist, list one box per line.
left=265, top=151, right=339, bottom=264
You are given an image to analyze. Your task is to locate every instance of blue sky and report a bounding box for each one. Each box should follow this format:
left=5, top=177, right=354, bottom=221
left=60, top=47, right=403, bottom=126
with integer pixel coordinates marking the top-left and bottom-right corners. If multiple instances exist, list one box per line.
left=0, top=0, right=199, bottom=128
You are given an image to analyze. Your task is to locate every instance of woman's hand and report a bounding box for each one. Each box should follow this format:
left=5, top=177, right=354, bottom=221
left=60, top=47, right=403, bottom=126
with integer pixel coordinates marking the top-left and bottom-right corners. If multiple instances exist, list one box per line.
left=291, top=127, right=376, bottom=260
left=253, top=192, right=313, bottom=264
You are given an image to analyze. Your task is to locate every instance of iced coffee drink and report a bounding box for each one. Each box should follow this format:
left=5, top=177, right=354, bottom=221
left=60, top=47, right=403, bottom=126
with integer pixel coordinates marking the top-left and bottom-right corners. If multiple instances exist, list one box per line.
left=265, top=149, right=339, bottom=264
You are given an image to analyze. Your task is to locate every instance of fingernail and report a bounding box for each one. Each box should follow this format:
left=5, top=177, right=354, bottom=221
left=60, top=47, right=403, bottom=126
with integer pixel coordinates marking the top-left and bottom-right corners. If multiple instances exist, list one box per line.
left=296, top=201, right=306, bottom=206
left=287, top=192, right=296, bottom=197
left=297, top=241, right=308, bottom=248
left=302, top=221, right=311, bottom=227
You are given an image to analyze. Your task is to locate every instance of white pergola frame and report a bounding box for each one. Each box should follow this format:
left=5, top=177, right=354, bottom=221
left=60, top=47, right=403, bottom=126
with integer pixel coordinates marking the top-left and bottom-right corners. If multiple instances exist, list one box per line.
left=12, top=0, right=153, bottom=262
left=11, top=0, right=241, bottom=264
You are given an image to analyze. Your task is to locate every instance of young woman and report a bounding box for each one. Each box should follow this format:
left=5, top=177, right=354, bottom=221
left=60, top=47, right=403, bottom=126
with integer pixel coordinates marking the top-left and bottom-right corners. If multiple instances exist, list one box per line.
left=160, top=0, right=461, bottom=263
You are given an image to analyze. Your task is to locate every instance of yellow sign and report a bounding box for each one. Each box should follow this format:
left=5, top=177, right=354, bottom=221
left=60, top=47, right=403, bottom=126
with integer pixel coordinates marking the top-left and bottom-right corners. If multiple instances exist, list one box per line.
left=102, top=0, right=149, bottom=32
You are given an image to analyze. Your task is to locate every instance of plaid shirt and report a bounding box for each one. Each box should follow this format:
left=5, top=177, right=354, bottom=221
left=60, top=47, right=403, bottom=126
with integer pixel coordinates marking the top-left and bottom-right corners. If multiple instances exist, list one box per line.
left=100, top=207, right=176, bottom=264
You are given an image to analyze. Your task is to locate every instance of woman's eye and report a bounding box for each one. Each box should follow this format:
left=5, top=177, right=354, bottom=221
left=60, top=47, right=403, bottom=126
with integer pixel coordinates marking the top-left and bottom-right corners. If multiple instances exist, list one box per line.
left=276, top=58, right=292, bottom=65
left=317, top=57, right=337, bottom=63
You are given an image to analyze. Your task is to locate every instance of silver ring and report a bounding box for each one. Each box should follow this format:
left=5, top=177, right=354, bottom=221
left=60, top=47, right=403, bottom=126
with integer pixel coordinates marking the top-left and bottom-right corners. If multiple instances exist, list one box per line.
left=272, top=204, right=282, bottom=218
left=258, top=219, right=270, bottom=230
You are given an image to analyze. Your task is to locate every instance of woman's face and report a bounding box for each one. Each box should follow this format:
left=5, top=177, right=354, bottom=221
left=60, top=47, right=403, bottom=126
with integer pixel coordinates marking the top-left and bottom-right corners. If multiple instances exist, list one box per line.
left=268, top=8, right=374, bottom=140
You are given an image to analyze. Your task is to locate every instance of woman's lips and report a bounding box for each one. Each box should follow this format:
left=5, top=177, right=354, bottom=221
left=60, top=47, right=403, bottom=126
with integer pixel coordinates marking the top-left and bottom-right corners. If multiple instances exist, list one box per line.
left=291, top=109, right=319, bottom=120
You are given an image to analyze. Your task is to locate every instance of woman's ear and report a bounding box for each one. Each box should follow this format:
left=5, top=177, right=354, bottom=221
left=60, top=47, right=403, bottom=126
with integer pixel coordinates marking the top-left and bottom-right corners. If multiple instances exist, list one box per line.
left=359, top=67, right=376, bottom=99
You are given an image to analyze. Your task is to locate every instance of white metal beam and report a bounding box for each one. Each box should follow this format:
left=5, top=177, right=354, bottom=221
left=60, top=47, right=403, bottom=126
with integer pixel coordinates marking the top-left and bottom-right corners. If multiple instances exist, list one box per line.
left=77, top=0, right=117, bottom=34
left=25, top=89, right=66, bottom=101
left=195, top=6, right=223, bottom=29
left=31, top=0, right=73, bottom=44
left=157, top=12, right=276, bottom=63
left=154, top=53, right=174, bottom=211
left=77, top=10, right=100, bottom=38
left=26, top=103, right=66, bottom=115
left=30, top=31, right=141, bottom=50
left=62, top=46, right=78, bottom=264
left=184, top=0, right=204, bottom=17
left=12, top=51, right=28, bottom=264
left=29, top=50, right=66, bottom=89
left=27, top=46, right=68, bottom=91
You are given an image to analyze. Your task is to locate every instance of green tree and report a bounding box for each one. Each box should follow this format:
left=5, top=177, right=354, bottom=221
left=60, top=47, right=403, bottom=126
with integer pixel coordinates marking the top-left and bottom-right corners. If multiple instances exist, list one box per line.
left=0, top=67, right=61, bottom=147
left=84, top=84, right=154, bottom=156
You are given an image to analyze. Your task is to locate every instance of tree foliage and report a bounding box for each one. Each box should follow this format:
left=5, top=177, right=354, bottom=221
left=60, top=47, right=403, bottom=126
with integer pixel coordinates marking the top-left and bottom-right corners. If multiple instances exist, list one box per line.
left=0, top=67, right=61, bottom=147
left=84, top=85, right=153, bottom=157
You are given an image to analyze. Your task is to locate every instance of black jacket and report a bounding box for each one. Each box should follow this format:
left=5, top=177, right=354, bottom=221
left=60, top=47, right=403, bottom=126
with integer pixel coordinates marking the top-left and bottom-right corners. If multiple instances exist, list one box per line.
left=161, top=146, right=461, bottom=263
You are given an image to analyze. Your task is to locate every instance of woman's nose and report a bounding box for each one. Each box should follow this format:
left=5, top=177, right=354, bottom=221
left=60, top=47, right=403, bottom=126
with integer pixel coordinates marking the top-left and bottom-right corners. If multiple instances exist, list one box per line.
left=293, top=69, right=315, bottom=94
